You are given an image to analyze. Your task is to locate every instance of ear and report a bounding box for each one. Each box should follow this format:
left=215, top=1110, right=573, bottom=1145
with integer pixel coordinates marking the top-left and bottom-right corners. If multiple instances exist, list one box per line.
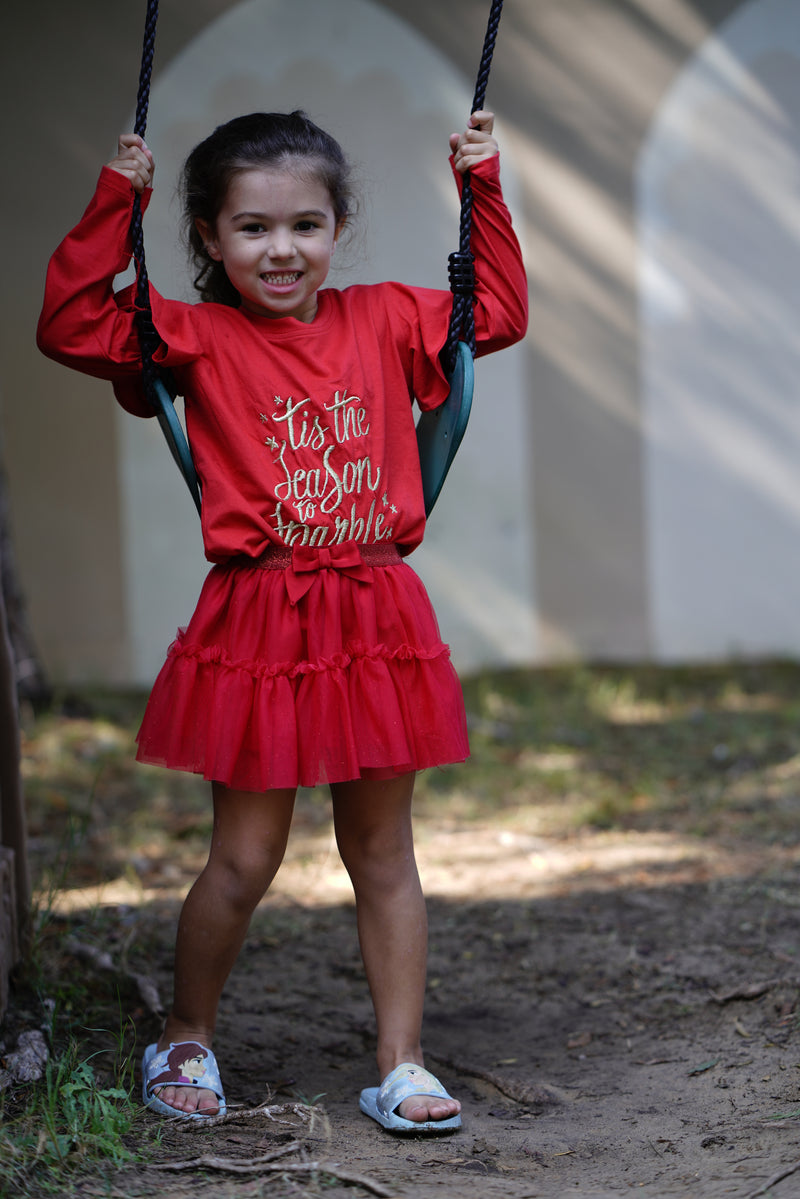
left=195, top=217, right=222, bottom=262
left=333, top=216, right=347, bottom=251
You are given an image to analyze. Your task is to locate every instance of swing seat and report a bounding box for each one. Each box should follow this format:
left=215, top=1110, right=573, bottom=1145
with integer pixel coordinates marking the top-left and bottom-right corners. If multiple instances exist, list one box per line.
left=416, top=340, right=474, bottom=517
left=150, top=375, right=202, bottom=514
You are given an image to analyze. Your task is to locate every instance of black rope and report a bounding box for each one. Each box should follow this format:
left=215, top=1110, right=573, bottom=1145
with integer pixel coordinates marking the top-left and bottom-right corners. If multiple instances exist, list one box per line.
left=443, top=0, right=505, bottom=374
left=127, top=0, right=502, bottom=514
left=130, top=0, right=160, bottom=396
left=128, top=1, right=200, bottom=513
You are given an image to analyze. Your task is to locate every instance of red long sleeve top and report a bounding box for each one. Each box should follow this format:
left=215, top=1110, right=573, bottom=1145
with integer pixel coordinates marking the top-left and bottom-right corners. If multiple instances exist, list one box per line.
left=38, top=155, right=528, bottom=562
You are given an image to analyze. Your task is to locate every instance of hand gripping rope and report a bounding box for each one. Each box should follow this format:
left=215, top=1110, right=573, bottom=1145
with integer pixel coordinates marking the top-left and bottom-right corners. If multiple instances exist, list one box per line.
left=129, top=0, right=202, bottom=515
left=130, top=0, right=504, bottom=519
left=414, top=0, right=505, bottom=514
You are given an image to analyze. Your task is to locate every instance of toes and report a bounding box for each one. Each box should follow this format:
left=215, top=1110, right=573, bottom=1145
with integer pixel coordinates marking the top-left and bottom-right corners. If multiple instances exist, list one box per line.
left=195, top=1089, right=220, bottom=1115
left=154, top=1084, right=179, bottom=1111
left=398, top=1098, right=428, bottom=1122
left=153, top=1084, right=219, bottom=1115
left=185, top=1087, right=219, bottom=1115
left=428, top=1098, right=460, bottom=1120
left=397, top=1094, right=461, bottom=1123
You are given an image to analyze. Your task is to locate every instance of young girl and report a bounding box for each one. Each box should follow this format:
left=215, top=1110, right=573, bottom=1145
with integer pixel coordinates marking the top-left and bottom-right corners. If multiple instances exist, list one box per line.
left=38, top=109, right=527, bottom=1131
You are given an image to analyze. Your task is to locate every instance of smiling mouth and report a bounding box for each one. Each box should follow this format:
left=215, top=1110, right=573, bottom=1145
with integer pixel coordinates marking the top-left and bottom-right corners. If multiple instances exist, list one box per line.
left=261, top=271, right=302, bottom=285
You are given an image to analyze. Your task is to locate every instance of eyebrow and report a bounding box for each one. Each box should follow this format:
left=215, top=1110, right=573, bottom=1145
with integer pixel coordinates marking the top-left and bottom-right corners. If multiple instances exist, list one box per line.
left=229, top=209, right=331, bottom=223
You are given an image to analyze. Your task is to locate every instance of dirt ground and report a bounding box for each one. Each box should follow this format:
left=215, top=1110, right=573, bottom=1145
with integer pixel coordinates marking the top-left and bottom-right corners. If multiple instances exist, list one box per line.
left=43, top=804, right=800, bottom=1199
left=9, top=664, right=800, bottom=1199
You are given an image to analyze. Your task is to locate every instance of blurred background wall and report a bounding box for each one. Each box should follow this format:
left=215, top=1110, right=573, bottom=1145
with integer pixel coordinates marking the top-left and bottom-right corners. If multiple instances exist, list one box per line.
left=1, top=0, right=798, bottom=686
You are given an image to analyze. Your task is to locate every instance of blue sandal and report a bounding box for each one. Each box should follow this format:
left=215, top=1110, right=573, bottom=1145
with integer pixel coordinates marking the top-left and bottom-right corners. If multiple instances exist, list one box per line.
left=359, top=1062, right=461, bottom=1133
left=142, top=1041, right=227, bottom=1119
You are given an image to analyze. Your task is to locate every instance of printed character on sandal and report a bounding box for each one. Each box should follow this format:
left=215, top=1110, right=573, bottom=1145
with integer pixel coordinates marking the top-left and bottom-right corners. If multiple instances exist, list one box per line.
left=142, top=1042, right=226, bottom=1120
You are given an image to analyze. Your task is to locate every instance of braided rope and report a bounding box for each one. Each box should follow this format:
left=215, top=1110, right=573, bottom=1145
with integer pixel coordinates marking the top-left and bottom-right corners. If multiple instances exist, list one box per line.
left=129, top=0, right=160, bottom=394
left=443, top=0, right=504, bottom=374
left=128, top=1, right=201, bottom=513
left=127, top=0, right=501, bottom=516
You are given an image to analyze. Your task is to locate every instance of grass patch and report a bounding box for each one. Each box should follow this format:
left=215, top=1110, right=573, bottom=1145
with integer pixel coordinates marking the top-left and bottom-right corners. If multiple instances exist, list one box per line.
left=0, top=1027, right=153, bottom=1197
left=18, top=663, right=800, bottom=895
left=413, top=660, right=800, bottom=844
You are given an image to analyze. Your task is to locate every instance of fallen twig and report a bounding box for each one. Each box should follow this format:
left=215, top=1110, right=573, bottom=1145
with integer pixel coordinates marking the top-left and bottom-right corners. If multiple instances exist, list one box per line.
left=745, top=1157, right=800, bottom=1198
left=709, top=979, right=781, bottom=1004
left=65, top=938, right=164, bottom=1017
left=154, top=1153, right=394, bottom=1195
left=157, top=1142, right=299, bottom=1168
left=173, top=1100, right=317, bottom=1130
left=427, top=1051, right=568, bottom=1106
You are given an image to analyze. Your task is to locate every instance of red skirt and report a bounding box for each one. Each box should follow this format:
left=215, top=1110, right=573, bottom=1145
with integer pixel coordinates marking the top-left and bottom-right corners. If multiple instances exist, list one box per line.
left=135, top=548, right=469, bottom=791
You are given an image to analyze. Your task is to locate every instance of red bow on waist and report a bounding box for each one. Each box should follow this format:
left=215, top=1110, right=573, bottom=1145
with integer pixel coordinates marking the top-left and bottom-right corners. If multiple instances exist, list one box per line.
left=285, top=542, right=373, bottom=605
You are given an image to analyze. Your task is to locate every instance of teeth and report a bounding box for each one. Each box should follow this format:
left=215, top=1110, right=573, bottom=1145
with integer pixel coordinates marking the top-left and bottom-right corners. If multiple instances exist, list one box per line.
left=262, top=272, right=300, bottom=284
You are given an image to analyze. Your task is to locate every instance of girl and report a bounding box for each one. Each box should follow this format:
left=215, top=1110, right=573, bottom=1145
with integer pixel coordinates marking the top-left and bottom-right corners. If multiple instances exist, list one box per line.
left=38, top=109, right=527, bottom=1131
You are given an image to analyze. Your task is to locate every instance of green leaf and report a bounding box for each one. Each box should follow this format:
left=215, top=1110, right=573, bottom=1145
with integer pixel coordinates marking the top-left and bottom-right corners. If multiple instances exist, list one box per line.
left=688, top=1058, right=719, bottom=1076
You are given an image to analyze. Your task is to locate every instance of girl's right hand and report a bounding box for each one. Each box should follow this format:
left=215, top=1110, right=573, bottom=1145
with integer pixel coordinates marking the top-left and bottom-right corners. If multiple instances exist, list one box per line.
left=107, top=133, right=154, bottom=193
left=449, top=110, right=498, bottom=174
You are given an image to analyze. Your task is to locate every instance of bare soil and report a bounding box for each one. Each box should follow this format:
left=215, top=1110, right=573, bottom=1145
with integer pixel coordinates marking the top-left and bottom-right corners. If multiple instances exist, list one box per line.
left=48, top=812, right=800, bottom=1199
left=9, top=665, right=800, bottom=1198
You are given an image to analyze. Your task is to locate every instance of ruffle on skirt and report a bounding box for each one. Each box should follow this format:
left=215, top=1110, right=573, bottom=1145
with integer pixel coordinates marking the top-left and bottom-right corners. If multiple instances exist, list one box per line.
left=135, top=554, right=469, bottom=790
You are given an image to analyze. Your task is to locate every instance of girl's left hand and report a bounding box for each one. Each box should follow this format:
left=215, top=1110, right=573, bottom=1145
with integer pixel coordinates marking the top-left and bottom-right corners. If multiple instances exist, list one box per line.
left=107, top=133, right=155, bottom=193
left=449, top=110, right=498, bottom=174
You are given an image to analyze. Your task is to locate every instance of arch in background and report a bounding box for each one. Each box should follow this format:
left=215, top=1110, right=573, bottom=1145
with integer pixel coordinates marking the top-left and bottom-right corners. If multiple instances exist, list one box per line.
left=638, top=0, right=800, bottom=658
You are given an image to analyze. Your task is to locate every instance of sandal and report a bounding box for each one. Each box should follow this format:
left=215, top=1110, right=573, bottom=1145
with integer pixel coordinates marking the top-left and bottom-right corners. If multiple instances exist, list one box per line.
left=359, top=1062, right=461, bottom=1133
left=142, top=1040, right=227, bottom=1119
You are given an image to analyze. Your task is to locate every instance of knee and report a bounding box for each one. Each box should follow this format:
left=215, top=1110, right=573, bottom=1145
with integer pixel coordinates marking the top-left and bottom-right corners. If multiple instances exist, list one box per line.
left=207, top=837, right=285, bottom=914
left=337, top=823, right=417, bottom=894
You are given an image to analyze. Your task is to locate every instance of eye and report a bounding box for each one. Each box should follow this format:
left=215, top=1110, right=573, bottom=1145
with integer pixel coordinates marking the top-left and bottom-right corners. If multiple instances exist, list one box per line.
left=296, top=219, right=321, bottom=233
left=241, top=222, right=266, bottom=234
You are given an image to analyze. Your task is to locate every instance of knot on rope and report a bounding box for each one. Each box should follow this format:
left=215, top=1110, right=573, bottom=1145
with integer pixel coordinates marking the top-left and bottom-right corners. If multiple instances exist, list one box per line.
left=448, top=252, right=476, bottom=297
left=442, top=0, right=504, bottom=374
left=134, top=310, right=160, bottom=356
left=134, top=309, right=162, bottom=399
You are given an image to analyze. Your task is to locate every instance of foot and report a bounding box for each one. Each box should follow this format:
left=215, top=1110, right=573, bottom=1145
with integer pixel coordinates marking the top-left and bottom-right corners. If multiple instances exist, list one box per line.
left=397, top=1090, right=462, bottom=1123
left=151, top=1079, right=220, bottom=1116
left=155, top=1033, right=220, bottom=1115
left=367, top=1059, right=462, bottom=1129
left=143, top=1035, right=225, bottom=1119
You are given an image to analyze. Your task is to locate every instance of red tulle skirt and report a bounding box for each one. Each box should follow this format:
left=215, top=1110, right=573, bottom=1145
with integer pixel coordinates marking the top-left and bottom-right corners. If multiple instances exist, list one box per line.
left=135, top=554, right=469, bottom=791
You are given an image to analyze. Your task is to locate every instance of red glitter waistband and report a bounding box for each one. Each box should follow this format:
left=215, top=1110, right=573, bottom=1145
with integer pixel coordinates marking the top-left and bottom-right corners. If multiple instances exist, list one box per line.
left=243, top=542, right=402, bottom=571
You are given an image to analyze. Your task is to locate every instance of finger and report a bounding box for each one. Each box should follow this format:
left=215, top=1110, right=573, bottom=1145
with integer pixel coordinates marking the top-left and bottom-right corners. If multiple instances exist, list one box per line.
left=463, top=127, right=494, bottom=147
left=469, top=109, right=495, bottom=133
left=453, top=142, right=498, bottom=174
left=118, top=132, right=145, bottom=153
left=107, top=148, right=154, bottom=192
left=116, top=133, right=153, bottom=168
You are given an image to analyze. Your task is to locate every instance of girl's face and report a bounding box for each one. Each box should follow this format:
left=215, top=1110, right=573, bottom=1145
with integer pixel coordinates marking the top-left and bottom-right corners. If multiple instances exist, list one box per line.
left=196, top=165, right=341, bottom=323
left=179, top=1053, right=206, bottom=1080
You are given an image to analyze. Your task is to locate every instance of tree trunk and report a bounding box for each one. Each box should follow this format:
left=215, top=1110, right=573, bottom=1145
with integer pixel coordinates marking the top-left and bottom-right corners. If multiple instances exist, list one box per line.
left=0, top=453, right=33, bottom=1017
left=0, top=461, right=50, bottom=706
left=0, top=534, right=29, bottom=1019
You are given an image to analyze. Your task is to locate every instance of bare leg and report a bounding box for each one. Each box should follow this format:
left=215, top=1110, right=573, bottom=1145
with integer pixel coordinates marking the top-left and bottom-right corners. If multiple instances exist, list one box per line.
left=331, top=774, right=460, bottom=1124
left=152, top=782, right=296, bottom=1115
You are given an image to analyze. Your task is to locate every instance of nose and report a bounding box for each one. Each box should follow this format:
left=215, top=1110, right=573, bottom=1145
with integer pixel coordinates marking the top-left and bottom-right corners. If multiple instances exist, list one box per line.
left=267, top=228, right=295, bottom=259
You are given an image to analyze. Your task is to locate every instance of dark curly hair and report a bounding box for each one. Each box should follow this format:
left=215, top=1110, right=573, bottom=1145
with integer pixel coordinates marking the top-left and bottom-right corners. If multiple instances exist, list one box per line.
left=181, top=111, right=353, bottom=306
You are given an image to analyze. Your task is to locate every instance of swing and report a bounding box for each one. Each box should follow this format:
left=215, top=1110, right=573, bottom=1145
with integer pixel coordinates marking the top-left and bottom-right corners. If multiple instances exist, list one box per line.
left=129, top=0, right=504, bottom=519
